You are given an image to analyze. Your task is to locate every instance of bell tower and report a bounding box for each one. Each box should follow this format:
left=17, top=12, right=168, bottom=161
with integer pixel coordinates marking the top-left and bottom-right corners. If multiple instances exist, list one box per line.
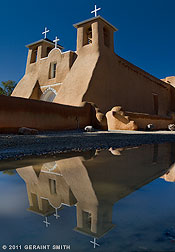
left=73, top=16, right=118, bottom=52
left=25, top=38, right=63, bottom=72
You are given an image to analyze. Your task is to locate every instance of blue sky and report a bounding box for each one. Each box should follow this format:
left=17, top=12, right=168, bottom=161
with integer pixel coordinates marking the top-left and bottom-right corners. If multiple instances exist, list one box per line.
left=0, top=0, right=175, bottom=83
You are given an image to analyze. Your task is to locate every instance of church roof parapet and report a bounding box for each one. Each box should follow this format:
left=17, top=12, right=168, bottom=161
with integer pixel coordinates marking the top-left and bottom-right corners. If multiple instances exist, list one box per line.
left=73, top=16, right=118, bottom=32
left=26, top=38, right=64, bottom=50
left=116, top=54, right=170, bottom=90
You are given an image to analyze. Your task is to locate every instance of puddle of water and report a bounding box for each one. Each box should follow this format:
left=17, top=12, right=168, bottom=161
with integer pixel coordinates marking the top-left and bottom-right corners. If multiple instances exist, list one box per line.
left=1, top=143, right=175, bottom=251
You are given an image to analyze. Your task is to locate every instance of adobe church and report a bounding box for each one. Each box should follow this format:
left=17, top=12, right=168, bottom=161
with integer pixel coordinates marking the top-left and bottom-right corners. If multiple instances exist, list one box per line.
left=8, top=8, right=175, bottom=131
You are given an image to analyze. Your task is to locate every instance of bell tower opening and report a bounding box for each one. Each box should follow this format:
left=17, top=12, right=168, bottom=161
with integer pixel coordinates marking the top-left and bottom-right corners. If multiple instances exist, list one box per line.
left=86, top=26, right=92, bottom=45
left=30, top=47, right=38, bottom=63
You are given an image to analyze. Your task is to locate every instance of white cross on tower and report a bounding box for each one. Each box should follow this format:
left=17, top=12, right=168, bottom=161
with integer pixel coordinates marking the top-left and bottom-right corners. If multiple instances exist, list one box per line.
left=53, top=36, right=60, bottom=48
left=42, top=27, right=50, bottom=39
left=90, top=238, right=100, bottom=248
left=54, top=208, right=60, bottom=219
left=91, top=5, right=101, bottom=17
left=43, top=216, right=50, bottom=228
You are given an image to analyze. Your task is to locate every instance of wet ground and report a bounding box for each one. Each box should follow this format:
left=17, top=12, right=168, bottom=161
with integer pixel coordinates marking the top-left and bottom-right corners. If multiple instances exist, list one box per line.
left=1, top=130, right=175, bottom=161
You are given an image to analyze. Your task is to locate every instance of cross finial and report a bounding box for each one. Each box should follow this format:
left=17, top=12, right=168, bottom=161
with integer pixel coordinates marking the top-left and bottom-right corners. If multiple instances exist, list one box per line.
left=43, top=216, right=50, bottom=228
left=53, top=36, right=60, bottom=48
left=90, top=238, right=100, bottom=249
left=54, top=208, right=60, bottom=219
left=42, top=27, right=50, bottom=39
left=91, top=5, right=101, bottom=17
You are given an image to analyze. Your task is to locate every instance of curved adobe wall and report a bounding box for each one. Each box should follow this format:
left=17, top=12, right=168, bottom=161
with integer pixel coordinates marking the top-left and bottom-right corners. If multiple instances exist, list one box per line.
left=0, top=95, right=97, bottom=133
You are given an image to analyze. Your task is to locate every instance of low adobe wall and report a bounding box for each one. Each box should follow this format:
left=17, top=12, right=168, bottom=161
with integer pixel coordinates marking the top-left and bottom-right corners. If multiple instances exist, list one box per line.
left=106, top=106, right=175, bottom=131
left=126, top=112, right=174, bottom=130
left=0, top=95, right=98, bottom=133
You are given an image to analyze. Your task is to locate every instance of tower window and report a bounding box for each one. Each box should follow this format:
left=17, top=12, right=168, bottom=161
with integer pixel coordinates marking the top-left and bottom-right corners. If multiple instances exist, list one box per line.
left=30, top=47, right=38, bottom=63
left=103, top=27, right=110, bottom=47
left=87, top=27, right=92, bottom=44
left=41, top=46, right=53, bottom=58
left=82, top=211, right=91, bottom=229
left=47, top=47, right=52, bottom=55
left=49, top=179, right=57, bottom=194
left=49, top=62, right=57, bottom=79
left=83, top=25, right=92, bottom=46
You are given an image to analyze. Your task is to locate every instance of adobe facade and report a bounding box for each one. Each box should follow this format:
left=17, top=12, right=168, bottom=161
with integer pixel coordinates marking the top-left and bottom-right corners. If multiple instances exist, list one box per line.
left=11, top=16, right=175, bottom=130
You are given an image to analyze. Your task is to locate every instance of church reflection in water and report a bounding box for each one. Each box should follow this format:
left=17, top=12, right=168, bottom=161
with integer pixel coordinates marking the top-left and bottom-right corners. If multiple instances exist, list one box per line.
left=15, top=143, right=175, bottom=244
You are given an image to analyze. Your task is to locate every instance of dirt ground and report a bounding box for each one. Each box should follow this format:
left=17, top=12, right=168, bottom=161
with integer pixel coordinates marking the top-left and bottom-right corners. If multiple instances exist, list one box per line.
left=0, top=130, right=175, bottom=162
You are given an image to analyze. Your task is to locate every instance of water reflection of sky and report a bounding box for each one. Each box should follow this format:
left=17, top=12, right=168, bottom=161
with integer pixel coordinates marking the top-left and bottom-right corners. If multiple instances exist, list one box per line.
left=1, top=144, right=175, bottom=251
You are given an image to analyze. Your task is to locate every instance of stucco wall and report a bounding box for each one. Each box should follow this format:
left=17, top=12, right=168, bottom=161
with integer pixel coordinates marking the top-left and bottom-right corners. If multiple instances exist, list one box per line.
left=126, top=111, right=174, bottom=130
left=54, top=19, right=170, bottom=116
left=54, top=45, right=100, bottom=106
left=83, top=48, right=170, bottom=115
left=12, top=48, right=77, bottom=99
left=0, top=95, right=97, bottom=133
left=170, top=86, right=175, bottom=112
